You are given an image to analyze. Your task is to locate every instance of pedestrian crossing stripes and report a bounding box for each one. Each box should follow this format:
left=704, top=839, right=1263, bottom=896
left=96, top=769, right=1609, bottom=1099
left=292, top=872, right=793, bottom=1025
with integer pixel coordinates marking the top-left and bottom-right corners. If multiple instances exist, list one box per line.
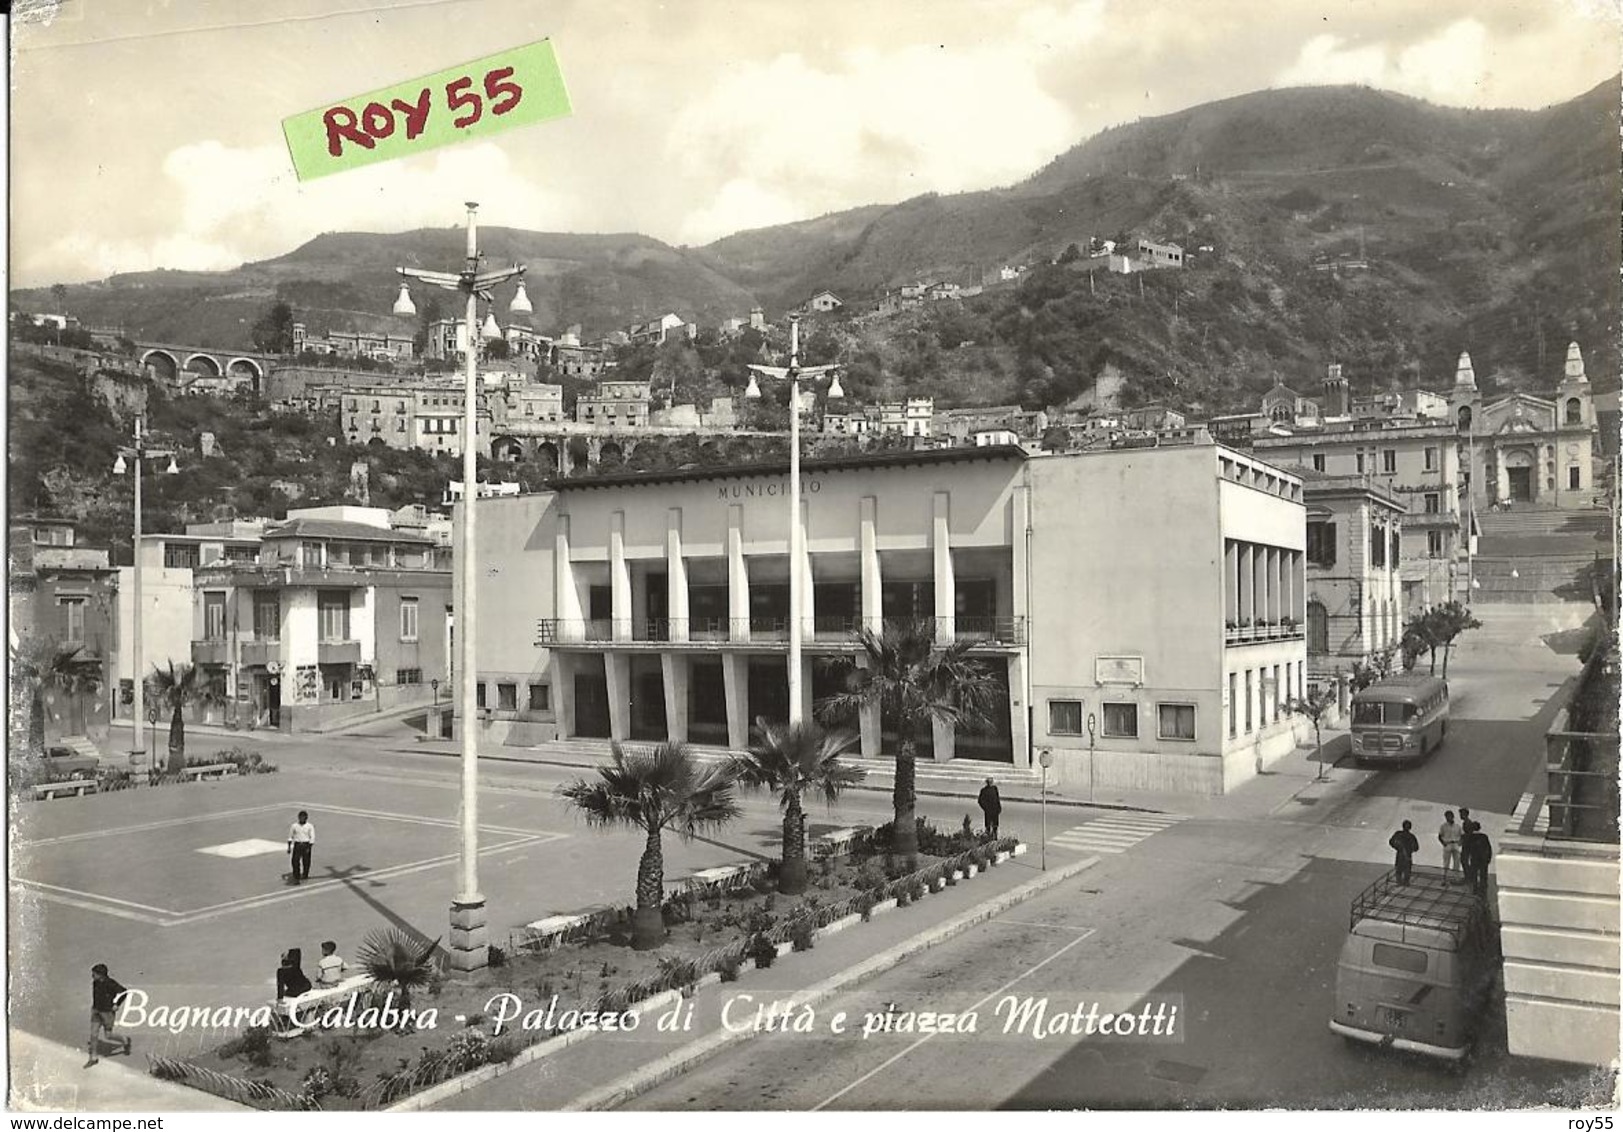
left=1513, top=792, right=1551, bottom=836
left=1046, top=811, right=1186, bottom=855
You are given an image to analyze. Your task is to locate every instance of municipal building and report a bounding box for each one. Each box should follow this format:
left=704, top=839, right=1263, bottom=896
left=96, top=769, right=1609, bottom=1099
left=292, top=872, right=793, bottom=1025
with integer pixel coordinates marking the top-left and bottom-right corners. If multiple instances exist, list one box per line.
left=467, top=441, right=1309, bottom=795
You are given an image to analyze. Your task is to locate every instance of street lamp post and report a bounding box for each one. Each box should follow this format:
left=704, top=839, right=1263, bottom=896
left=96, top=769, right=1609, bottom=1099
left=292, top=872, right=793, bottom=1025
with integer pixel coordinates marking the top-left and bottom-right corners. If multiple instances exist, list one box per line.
left=393, top=202, right=529, bottom=974
left=746, top=314, right=843, bottom=728
left=113, top=416, right=177, bottom=769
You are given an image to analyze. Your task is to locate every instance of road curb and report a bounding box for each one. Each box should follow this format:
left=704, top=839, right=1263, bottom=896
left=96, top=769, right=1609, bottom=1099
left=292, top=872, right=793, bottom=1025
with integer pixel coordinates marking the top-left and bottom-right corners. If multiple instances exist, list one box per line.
left=562, top=852, right=1102, bottom=1111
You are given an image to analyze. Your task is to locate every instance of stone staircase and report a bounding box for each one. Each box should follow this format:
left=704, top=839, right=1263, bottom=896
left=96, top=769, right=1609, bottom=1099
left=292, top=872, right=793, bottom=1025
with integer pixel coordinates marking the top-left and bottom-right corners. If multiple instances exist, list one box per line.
left=1475, top=506, right=1610, bottom=558
left=1471, top=555, right=1602, bottom=604
left=518, top=737, right=1040, bottom=788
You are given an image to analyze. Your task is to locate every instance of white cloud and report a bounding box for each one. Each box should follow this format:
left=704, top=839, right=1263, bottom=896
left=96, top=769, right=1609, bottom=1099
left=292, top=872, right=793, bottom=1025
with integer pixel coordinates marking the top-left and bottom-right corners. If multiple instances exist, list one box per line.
left=1274, top=20, right=1493, bottom=105
left=21, top=140, right=582, bottom=283
left=667, top=1, right=1107, bottom=243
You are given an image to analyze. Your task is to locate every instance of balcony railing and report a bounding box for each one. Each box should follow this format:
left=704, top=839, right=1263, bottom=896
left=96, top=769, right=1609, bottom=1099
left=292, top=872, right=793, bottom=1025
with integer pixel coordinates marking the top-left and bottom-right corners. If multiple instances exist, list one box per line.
left=1224, top=620, right=1306, bottom=646
left=191, top=639, right=230, bottom=666
left=534, top=615, right=1028, bottom=648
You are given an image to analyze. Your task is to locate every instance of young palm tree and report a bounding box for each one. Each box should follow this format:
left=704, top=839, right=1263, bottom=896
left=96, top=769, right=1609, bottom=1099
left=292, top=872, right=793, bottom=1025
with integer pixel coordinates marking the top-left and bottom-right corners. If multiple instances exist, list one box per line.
left=734, top=719, right=865, bottom=895
left=354, top=927, right=440, bottom=1015
left=150, top=661, right=207, bottom=773
left=560, top=742, right=740, bottom=950
left=12, top=637, right=95, bottom=755
left=817, top=618, right=1001, bottom=862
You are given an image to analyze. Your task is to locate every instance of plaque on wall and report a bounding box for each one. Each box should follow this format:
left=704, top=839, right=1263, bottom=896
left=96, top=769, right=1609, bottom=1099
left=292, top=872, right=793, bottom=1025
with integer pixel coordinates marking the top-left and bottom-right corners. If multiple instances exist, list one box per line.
left=1095, top=656, right=1144, bottom=686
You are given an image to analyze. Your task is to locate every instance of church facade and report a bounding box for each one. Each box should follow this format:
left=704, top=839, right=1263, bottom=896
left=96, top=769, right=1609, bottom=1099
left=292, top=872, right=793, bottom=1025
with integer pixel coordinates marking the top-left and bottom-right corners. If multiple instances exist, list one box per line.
left=1449, top=342, right=1598, bottom=511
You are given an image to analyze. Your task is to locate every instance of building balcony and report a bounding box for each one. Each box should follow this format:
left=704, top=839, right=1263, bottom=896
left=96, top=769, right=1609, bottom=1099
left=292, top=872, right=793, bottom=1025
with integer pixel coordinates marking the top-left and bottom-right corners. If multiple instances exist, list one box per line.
left=1224, top=620, right=1306, bottom=647
left=192, top=639, right=230, bottom=666
left=533, top=615, right=1027, bottom=650
left=317, top=639, right=362, bottom=664
left=240, top=639, right=280, bottom=668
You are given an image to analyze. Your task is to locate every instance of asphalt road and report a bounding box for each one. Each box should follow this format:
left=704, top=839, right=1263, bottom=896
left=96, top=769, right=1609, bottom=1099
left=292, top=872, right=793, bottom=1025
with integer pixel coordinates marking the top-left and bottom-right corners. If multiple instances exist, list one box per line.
left=620, top=601, right=1615, bottom=1111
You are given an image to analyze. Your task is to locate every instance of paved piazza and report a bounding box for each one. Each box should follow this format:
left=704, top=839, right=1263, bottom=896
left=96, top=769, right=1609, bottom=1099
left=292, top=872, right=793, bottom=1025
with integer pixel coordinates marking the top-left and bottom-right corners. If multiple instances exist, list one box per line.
left=10, top=753, right=901, bottom=1062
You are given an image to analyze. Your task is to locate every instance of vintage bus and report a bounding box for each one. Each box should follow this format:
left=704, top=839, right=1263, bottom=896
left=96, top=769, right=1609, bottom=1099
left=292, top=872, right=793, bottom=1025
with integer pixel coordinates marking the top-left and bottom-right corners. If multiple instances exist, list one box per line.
left=1349, top=674, right=1450, bottom=766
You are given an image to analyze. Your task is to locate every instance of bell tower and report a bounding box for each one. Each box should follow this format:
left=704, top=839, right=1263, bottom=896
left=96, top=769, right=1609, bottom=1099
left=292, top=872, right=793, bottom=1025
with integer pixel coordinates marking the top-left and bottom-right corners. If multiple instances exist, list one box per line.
left=1556, top=341, right=1591, bottom=429
left=1448, top=350, right=1480, bottom=433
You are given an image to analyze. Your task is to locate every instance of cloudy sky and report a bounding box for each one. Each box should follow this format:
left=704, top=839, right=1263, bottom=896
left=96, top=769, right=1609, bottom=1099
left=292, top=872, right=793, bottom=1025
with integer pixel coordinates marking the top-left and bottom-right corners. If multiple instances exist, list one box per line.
left=10, top=0, right=1620, bottom=288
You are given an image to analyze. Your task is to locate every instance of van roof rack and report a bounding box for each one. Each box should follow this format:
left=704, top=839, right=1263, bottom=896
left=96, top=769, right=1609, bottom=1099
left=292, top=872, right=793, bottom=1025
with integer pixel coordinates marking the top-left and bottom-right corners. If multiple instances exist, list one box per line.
left=1350, top=865, right=1483, bottom=943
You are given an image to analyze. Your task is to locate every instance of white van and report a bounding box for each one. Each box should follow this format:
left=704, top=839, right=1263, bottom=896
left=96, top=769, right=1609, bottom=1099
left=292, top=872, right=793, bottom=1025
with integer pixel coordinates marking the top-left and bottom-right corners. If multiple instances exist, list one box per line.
left=1330, top=865, right=1497, bottom=1060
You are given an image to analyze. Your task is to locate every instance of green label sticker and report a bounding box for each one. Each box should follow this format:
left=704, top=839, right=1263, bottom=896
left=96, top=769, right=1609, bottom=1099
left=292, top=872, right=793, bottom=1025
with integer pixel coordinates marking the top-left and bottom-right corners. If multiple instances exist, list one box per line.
left=282, top=38, right=571, bottom=180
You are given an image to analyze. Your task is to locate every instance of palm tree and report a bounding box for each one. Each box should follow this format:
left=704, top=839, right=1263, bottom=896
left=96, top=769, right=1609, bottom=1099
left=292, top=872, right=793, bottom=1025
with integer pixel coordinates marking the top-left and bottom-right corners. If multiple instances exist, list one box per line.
left=150, top=661, right=207, bottom=773
left=817, top=618, right=1001, bottom=862
left=11, top=637, right=96, bottom=755
left=354, top=928, right=440, bottom=1016
left=560, top=742, right=740, bottom=950
left=734, top=719, right=865, bottom=895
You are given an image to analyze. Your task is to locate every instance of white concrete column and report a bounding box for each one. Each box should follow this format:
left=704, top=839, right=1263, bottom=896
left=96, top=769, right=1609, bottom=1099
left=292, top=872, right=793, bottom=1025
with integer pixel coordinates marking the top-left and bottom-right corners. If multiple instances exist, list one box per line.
left=932, top=491, right=954, bottom=644
left=1007, top=653, right=1030, bottom=769
left=728, top=504, right=750, bottom=642
left=555, top=515, right=582, bottom=637
left=1294, top=551, right=1306, bottom=623
left=721, top=652, right=749, bottom=749
left=796, top=657, right=814, bottom=730
left=666, top=508, right=689, bottom=643
left=661, top=653, right=689, bottom=743
left=604, top=653, right=631, bottom=741
left=930, top=716, right=956, bottom=762
left=1011, top=486, right=1029, bottom=634
left=1224, top=540, right=1237, bottom=624
left=609, top=511, right=631, bottom=643
left=798, top=497, right=815, bottom=639
left=856, top=653, right=881, bottom=758
left=860, top=496, right=882, bottom=632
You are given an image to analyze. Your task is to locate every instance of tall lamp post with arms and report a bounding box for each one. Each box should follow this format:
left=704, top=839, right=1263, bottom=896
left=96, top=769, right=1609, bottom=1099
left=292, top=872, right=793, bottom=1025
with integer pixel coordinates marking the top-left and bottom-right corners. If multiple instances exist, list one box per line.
left=745, top=313, right=843, bottom=727
left=392, top=202, right=530, bottom=972
left=113, top=417, right=178, bottom=769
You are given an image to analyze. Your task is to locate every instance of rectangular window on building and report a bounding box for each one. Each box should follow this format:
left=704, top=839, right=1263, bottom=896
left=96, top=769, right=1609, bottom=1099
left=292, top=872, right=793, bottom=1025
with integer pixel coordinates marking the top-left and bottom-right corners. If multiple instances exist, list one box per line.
left=1424, top=447, right=1438, bottom=471
left=163, top=543, right=200, bottom=569
left=204, top=591, right=227, bottom=640
left=1424, top=493, right=1440, bottom=513
left=1244, top=670, right=1253, bottom=732
left=60, top=597, right=86, bottom=644
left=1102, top=702, right=1139, bottom=739
left=396, top=668, right=422, bottom=685
left=475, top=682, right=486, bottom=709
left=528, top=683, right=551, bottom=712
left=1382, top=450, right=1397, bottom=474
left=1048, top=700, right=1083, bottom=736
left=497, top=682, right=517, bottom=711
left=1306, top=522, right=1337, bottom=568
left=1272, top=665, right=1282, bottom=722
left=1157, top=703, right=1196, bottom=741
left=1229, top=673, right=1237, bottom=738
left=1311, top=454, right=1326, bottom=472
left=1427, top=530, right=1444, bottom=558
left=253, top=591, right=280, bottom=639
left=1570, top=466, right=1582, bottom=489
left=317, top=590, right=350, bottom=641
left=1371, top=525, right=1386, bottom=567
left=1355, top=452, right=1366, bottom=474
left=1390, top=527, right=1401, bottom=567
left=400, top=597, right=419, bottom=641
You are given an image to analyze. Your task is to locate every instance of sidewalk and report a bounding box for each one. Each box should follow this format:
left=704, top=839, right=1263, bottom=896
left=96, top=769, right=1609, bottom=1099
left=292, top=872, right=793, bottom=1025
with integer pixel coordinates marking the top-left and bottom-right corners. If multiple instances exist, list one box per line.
left=401, top=730, right=1355, bottom=819
left=430, top=848, right=1096, bottom=1110
left=7, top=1029, right=244, bottom=1113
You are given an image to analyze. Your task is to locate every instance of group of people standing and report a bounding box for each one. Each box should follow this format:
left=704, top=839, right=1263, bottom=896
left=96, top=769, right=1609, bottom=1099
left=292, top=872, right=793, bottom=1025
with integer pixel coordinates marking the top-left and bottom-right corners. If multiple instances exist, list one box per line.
left=1388, top=805, right=1494, bottom=896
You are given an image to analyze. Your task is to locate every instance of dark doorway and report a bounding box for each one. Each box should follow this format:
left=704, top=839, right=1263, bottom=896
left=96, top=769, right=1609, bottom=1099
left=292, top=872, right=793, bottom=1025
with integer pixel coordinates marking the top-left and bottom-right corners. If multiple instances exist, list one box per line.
left=953, top=660, right=1013, bottom=763
left=629, top=657, right=667, bottom=741
left=573, top=658, right=611, bottom=739
left=645, top=572, right=668, bottom=640
left=1307, top=601, right=1329, bottom=655
left=689, top=659, right=728, bottom=745
left=747, top=656, right=789, bottom=730
left=1507, top=466, right=1533, bottom=503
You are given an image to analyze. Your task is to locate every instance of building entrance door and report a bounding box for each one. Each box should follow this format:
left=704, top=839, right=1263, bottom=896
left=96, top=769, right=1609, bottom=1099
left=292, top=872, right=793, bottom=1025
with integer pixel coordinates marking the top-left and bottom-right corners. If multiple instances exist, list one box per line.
left=573, top=659, right=612, bottom=739
left=688, top=659, right=728, bottom=745
left=1507, top=466, right=1533, bottom=503
left=629, top=658, right=667, bottom=741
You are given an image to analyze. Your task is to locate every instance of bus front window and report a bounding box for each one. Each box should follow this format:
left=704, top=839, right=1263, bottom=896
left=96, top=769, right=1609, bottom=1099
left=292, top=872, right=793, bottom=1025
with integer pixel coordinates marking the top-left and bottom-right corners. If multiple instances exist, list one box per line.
left=1352, top=703, right=1385, bottom=726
